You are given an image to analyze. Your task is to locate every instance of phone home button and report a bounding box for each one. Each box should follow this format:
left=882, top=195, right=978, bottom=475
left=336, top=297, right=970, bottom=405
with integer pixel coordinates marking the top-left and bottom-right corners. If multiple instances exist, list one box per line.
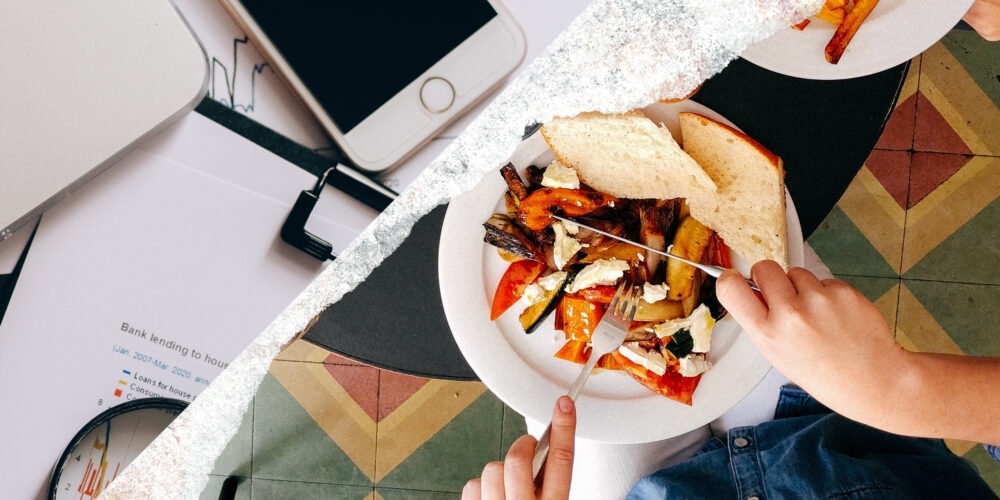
left=419, top=77, right=455, bottom=114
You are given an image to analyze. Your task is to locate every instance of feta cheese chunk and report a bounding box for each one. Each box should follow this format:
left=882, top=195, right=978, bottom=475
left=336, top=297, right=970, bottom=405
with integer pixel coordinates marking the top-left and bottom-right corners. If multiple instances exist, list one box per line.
left=618, top=342, right=667, bottom=376
left=520, top=283, right=545, bottom=306
left=678, top=353, right=712, bottom=377
left=537, top=271, right=568, bottom=291
left=566, top=258, right=630, bottom=293
left=642, top=283, right=669, bottom=303
left=540, top=160, right=580, bottom=189
left=552, top=222, right=583, bottom=270
left=652, top=303, right=716, bottom=353
left=520, top=271, right=568, bottom=307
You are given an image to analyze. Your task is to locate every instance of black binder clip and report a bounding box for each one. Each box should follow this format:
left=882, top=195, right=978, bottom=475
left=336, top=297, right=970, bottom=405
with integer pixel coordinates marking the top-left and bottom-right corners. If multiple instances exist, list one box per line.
left=281, top=168, right=337, bottom=261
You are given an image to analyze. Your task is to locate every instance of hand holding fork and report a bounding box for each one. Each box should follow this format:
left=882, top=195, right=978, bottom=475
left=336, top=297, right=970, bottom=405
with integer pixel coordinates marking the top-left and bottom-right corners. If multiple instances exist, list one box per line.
left=532, top=280, right=640, bottom=481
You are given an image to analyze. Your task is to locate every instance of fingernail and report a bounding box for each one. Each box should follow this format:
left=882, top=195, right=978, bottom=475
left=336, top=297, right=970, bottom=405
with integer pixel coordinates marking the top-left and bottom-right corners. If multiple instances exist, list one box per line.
left=557, top=396, right=574, bottom=413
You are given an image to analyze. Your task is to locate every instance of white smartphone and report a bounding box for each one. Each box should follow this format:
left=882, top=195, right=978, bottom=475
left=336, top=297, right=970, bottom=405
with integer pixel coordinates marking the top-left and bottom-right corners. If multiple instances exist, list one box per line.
left=219, top=0, right=526, bottom=173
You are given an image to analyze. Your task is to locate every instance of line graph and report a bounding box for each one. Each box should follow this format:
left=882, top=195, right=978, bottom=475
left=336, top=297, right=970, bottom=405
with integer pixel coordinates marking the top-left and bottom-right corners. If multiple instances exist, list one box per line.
left=209, top=36, right=270, bottom=113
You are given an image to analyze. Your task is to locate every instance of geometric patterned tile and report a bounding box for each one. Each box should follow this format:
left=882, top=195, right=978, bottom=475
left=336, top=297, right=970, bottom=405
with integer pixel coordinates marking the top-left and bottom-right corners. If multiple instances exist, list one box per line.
left=917, top=42, right=1000, bottom=156
left=903, top=280, right=1000, bottom=356
left=251, top=372, right=372, bottom=486
left=908, top=151, right=971, bottom=208
left=904, top=157, right=1000, bottom=282
left=267, top=360, right=377, bottom=481
left=914, top=91, right=974, bottom=155
left=374, top=380, right=488, bottom=482
left=376, top=391, right=507, bottom=494
left=864, top=149, right=912, bottom=209
left=809, top=204, right=900, bottom=278
left=902, top=156, right=1000, bottom=275
left=939, top=31, right=1000, bottom=110
left=832, top=163, right=908, bottom=275
left=895, top=282, right=966, bottom=355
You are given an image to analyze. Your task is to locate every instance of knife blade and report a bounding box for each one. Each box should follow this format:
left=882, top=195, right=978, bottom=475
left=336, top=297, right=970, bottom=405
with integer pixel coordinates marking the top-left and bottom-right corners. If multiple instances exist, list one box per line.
left=551, top=214, right=760, bottom=291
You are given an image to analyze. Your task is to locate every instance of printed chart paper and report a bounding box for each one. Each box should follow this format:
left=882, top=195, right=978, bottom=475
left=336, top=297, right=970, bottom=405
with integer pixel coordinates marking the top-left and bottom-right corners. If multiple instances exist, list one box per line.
left=0, top=148, right=350, bottom=499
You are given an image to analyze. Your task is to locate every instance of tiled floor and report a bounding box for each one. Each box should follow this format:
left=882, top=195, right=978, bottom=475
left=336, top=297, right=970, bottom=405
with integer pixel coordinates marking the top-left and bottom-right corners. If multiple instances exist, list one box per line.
left=200, top=28, right=1000, bottom=499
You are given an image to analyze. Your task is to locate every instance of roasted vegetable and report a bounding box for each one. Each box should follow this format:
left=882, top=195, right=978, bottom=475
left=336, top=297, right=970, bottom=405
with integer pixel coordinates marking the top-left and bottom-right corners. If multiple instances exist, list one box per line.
left=519, top=271, right=572, bottom=333
left=633, top=298, right=686, bottom=323
left=516, top=187, right=618, bottom=231
left=499, top=162, right=528, bottom=203
left=483, top=214, right=545, bottom=262
left=490, top=259, right=547, bottom=321
left=666, top=216, right=713, bottom=300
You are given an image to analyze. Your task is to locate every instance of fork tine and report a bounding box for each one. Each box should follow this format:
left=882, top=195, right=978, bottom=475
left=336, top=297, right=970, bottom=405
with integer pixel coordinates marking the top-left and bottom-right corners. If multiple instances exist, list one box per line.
left=610, top=280, right=638, bottom=320
left=608, top=279, right=628, bottom=314
left=623, top=285, right=639, bottom=322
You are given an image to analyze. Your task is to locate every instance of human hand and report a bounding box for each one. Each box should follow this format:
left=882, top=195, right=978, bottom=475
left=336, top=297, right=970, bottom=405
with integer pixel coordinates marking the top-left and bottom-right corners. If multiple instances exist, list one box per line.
left=965, top=0, right=1000, bottom=41
left=463, top=396, right=576, bottom=500
left=716, top=261, right=911, bottom=427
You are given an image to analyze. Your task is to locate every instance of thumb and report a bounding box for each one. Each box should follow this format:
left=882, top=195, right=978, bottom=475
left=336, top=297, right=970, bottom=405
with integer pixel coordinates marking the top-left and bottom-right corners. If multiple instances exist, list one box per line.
left=716, top=268, right=769, bottom=333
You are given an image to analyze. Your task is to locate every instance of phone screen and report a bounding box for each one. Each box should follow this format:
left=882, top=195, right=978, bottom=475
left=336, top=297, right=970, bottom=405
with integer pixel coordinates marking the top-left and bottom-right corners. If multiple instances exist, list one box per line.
left=239, top=0, right=497, bottom=133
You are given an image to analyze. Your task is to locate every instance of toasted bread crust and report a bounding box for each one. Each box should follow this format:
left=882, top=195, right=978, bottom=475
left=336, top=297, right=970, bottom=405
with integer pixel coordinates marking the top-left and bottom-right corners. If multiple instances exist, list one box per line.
left=678, top=112, right=788, bottom=268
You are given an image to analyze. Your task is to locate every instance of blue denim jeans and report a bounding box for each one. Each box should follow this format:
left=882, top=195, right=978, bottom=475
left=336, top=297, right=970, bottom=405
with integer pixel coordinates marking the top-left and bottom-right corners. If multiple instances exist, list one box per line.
left=627, top=385, right=998, bottom=499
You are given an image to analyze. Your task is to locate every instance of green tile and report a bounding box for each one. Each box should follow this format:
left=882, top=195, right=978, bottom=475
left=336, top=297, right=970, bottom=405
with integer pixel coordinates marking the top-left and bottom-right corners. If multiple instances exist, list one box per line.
left=377, top=487, right=460, bottom=500
left=211, top=402, right=253, bottom=477
left=903, top=280, right=1000, bottom=356
left=377, top=391, right=505, bottom=493
left=904, top=198, right=1000, bottom=285
left=252, top=373, right=371, bottom=486
left=941, top=30, right=1000, bottom=109
left=251, top=478, right=371, bottom=499
left=808, top=206, right=899, bottom=278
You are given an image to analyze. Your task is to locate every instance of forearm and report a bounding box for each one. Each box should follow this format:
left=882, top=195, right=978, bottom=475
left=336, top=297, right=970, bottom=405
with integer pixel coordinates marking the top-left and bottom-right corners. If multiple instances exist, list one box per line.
left=857, top=352, right=1000, bottom=446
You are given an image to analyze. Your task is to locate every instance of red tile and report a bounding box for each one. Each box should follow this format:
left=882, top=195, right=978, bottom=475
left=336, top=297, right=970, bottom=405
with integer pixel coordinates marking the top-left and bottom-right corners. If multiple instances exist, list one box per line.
left=913, top=91, right=974, bottom=155
left=377, top=371, right=430, bottom=422
left=909, top=152, right=972, bottom=208
left=864, top=149, right=912, bottom=209
left=323, top=363, right=380, bottom=421
left=875, top=93, right=916, bottom=151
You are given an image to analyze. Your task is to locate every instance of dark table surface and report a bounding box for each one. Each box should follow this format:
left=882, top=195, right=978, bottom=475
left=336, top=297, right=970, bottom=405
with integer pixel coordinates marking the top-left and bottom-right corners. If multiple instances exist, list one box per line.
left=0, top=57, right=908, bottom=382
left=302, top=57, right=909, bottom=381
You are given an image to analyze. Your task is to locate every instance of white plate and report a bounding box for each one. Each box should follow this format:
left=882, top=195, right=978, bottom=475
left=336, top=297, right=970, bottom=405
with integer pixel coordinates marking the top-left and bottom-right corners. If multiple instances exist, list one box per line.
left=439, top=101, right=805, bottom=443
left=742, top=0, right=974, bottom=80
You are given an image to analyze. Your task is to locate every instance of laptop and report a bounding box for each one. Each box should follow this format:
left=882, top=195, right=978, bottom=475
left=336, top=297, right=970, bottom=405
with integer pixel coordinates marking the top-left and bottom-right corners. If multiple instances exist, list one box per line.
left=0, top=0, right=208, bottom=240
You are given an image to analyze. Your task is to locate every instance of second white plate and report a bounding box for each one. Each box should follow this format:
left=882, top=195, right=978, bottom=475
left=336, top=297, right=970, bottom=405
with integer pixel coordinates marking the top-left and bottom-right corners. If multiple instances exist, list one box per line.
left=742, top=0, right=974, bottom=80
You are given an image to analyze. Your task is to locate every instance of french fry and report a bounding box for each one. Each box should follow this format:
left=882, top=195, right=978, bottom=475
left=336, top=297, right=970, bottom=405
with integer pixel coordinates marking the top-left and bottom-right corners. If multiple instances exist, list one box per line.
left=825, top=0, right=879, bottom=64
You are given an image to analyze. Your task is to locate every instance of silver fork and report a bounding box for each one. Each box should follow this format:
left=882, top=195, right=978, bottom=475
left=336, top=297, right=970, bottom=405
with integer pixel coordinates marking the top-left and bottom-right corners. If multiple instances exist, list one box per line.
left=531, top=280, right=640, bottom=481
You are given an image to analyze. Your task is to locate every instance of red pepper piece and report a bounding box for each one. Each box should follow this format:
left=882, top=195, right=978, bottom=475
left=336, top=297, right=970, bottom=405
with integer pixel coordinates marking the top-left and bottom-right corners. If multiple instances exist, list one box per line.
left=490, top=259, right=547, bottom=320
left=516, top=188, right=618, bottom=231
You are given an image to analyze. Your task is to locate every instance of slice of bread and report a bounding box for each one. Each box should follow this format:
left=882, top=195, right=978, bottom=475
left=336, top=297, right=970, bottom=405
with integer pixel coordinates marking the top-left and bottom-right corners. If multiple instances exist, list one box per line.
left=539, top=110, right=718, bottom=201
left=678, top=112, right=788, bottom=268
